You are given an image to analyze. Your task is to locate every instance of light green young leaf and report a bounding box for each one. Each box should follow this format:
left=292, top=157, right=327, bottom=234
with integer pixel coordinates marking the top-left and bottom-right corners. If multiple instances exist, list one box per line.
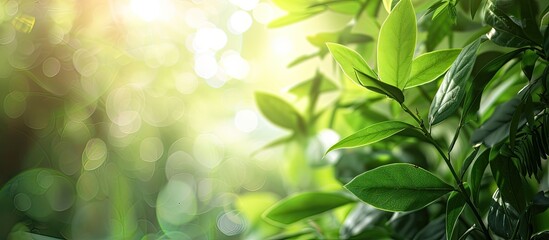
left=377, top=0, right=416, bottom=89
left=345, top=163, right=454, bottom=212
left=429, top=39, right=481, bottom=126
left=327, top=43, right=377, bottom=84
left=382, top=0, right=392, bottom=12
left=446, top=188, right=466, bottom=240
left=355, top=69, right=405, bottom=103
left=405, top=49, right=461, bottom=89
left=326, top=121, right=412, bottom=153
left=255, top=92, right=305, bottom=132
left=268, top=9, right=324, bottom=28
left=263, top=192, right=354, bottom=225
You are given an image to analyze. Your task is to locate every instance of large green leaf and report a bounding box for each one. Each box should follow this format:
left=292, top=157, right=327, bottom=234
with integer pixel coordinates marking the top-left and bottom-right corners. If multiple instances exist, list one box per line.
left=263, top=192, right=354, bottom=225
left=327, top=121, right=412, bottom=153
left=487, top=190, right=522, bottom=239
left=485, top=1, right=537, bottom=48
left=446, top=189, right=466, bottom=240
left=405, top=49, right=461, bottom=89
left=345, top=163, right=454, bottom=212
left=327, top=43, right=377, bottom=84
left=377, top=0, right=416, bottom=89
left=354, top=69, right=405, bottom=103
left=429, top=39, right=481, bottom=126
left=255, top=92, right=306, bottom=132
left=471, top=98, right=522, bottom=147
left=490, top=147, right=526, bottom=212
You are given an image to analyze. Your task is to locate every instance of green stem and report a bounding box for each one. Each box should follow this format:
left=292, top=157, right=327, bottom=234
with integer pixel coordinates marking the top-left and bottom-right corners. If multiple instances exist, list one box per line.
left=401, top=103, right=492, bottom=240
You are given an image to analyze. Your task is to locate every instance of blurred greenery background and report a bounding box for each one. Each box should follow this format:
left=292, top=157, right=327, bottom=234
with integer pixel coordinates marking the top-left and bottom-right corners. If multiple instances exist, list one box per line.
left=0, top=0, right=355, bottom=239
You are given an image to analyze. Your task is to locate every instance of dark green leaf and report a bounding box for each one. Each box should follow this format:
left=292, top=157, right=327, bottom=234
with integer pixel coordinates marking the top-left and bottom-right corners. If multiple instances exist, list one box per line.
left=327, top=42, right=377, bottom=84
left=446, top=189, right=466, bottom=240
left=412, top=216, right=446, bottom=240
left=327, top=121, right=412, bottom=153
left=429, top=39, right=481, bottom=126
left=340, top=203, right=390, bottom=239
left=468, top=149, right=489, bottom=205
left=521, top=50, right=538, bottom=80
left=488, top=190, right=520, bottom=239
left=532, top=191, right=549, bottom=215
left=255, top=92, right=306, bottom=132
left=520, top=0, right=543, bottom=44
left=485, top=1, right=537, bottom=48
left=355, top=69, right=405, bottom=103
left=545, top=25, right=549, bottom=57
left=377, top=0, right=417, bottom=89
left=471, top=98, right=522, bottom=147
left=463, top=48, right=525, bottom=120
left=425, top=7, right=453, bottom=51
left=345, top=163, right=454, bottom=212
left=490, top=147, right=526, bottom=212
left=263, top=192, right=354, bottom=225
left=405, top=49, right=461, bottom=89
left=531, top=231, right=549, bottom=240
left=287, top=74, right=337, bottom=98
left=470, top=0, right=484, bottom=19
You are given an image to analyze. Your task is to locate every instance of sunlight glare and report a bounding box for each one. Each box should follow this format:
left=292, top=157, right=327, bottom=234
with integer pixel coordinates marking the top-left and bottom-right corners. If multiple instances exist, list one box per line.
left=130, top=0, right=173, bottom=22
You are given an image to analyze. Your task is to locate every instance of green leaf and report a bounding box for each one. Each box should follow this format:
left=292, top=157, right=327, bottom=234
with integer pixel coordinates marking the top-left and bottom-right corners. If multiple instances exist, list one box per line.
left=485, top=1, right=537, bottom=48
left=405, top=49, right=461, bottom=89
left=521, top=49, right=538, bottom=80
left=520, top=0, right=543, bottom=45
left=459, top=148, right=480, bottom=178
left=340, top=204, right=390, bottom=239
left=288, top=52, right=320, bottom=68
left=323, top=0, right=362, bottom=15
left=327, top=42, right=377, bottom=84
left=377, top=0, right=417, bottom=89
left=382, top=0, right=392, bottom=12
left=327, top=121, right=412, bottom=153
left=490, top=148, right=526, bottom=212
left=471, top=98, right=522, bottom=147
left=412, top=216, right=446, bottom=240
left=468, top=149, right=489, bottom=205
left=263, top=192, right=354, bottom=225
left=354, top=69, right=405, bottom=103
left=268, top=9, right=324, bottom=28
left=255, top=92, right=306, bottom=132
left=288, top=74, right=338, bottom=98
left=470, top=0, right=484, bottom=19
left=488, top=190, right=521, bottom=239
left=446, top=189, right=466, bottom=240
left=429, top=39, right=481, bottom=126
left=345, top=163, right=454, bottom=212
left=462, top=48, right=525, bottom=120
left=426, top=8, right=452, bottom=51
left=532, top=231, right=549, bottom=240
left=270, top=0, right=320, bottom=12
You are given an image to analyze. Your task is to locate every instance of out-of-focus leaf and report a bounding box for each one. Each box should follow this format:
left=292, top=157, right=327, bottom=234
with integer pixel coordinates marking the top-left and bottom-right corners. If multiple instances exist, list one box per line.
left=382, top=0, right=392, bottom=12
left=485, top=1, right=537, bottom=48
left=263, top=192, right=354, bottom=225
left=405, top=49, right=461, bottom=89
left=429, top=39, right=481, bottom=126
left=488, top=190, right=521, bottom=239
left=490, top=147, right=526, bottom=212
left=323, top=1, right=362, bottom=15
left=459, top=148, right=480, bottom=178
left=446, top=188, right=466, bottom=240
left=545, top=25, right=549, bottom=58
left=389, top=210, right=430, bottom=239
left=532, top=231, right=549, bottom=240
left=521, top=50, right=538, bottom=80
left=354, top=70, right=405, bottom=103
left=377, top=0, right=416, bottom=89
left=468, top=149, right=489, bottom=205
left=255, top=92, right=306, bottom=132
left=532, top=191, right=549, bottom=215
left=287, top=52, right=320, bottom=68
left=520, top=0, right=543, bottom=44
left=463, top=48, right=525, bottom=120
left=340, top=203, right=390, bottom=239
left=471, top=98, right=522, bottom=147
left=412, top=216, right=446, bottom=240
left=470, top=0, right=484, bottom=19
left=268, top=9, right=324, bottom=28
left=426, top=8, right=452, bottom=51
left=251, top=134, right=294, bottom=156
left=326, top=121, right=412, bottom=153
left=267, top=229, right=315, bottom=240
left=345, top=163, right=454, bottom=212
left=287, top=74, right=337, bottom=98
left=270, top=0, right=320, bottom=12
left=327, top=42, right=377, bottom=84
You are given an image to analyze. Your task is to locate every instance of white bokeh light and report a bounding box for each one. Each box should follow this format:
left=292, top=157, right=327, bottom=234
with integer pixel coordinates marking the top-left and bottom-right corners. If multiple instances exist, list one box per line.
left=193, top=27, right=227, bottom=53
left=220, top=50, right=250, bottom=80
left=234, top=109, right=258, bottom=133
left=228, top=11, right=253, bottom=34
left=130, top=0, right=173, bottom=22
left=194, top=53, right=218, bottom=79
left=229, top=0, right=259, bottom=11
left=252, top=2, right=276, bottom=24
left=271, top=36, right=293, bottom=56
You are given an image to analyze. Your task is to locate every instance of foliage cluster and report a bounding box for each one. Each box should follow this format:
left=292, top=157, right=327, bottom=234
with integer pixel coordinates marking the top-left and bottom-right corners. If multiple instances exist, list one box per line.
left=255, top=0, right=549, bottom=239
